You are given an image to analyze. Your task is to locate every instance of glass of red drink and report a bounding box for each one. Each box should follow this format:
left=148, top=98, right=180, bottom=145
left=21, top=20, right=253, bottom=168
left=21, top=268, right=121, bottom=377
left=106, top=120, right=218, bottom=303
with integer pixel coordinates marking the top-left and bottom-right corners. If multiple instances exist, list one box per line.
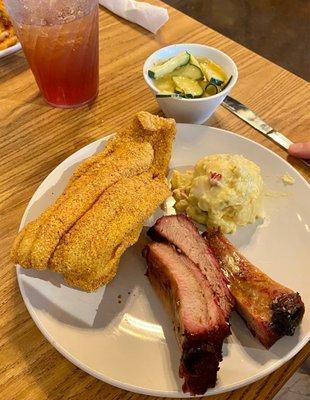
left=4, top=0, right=99, bottom=108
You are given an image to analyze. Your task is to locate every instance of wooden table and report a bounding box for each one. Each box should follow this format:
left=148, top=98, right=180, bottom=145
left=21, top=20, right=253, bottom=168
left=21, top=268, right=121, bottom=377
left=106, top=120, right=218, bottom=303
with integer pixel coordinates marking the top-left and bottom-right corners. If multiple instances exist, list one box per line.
left=0, top=2, right=309, bottom=399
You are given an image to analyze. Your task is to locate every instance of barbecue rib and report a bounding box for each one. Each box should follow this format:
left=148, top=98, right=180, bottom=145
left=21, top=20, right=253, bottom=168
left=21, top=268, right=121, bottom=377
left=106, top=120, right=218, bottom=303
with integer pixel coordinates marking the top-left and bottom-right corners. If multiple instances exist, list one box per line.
left=148, top=214, right=235, bottom=320
left=143, top=242, right=230, bottom=395
left=144, top=215, right=233, bottom=394
left=204, top=229, right=305, bottom=348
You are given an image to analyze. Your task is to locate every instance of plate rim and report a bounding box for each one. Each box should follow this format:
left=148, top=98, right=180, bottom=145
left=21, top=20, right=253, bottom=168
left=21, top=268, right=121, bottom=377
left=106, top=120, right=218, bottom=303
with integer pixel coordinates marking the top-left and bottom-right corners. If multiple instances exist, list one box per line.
left=16, top=124, right=310, bottom=398
left=0, top=42, right=22, bottom=58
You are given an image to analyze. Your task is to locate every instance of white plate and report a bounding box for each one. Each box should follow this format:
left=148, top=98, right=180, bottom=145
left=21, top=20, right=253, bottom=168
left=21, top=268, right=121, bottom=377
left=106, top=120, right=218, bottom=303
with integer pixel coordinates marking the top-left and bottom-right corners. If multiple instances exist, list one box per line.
left=17, top=125, right=310, bottom=397
left=0, top=42, right=21, bottom=59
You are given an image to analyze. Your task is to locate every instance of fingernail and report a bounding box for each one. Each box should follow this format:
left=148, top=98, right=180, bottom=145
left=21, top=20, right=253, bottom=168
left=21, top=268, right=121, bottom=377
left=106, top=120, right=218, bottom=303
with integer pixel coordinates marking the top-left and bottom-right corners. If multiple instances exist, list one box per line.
left=289, top=143, right=303, bottom=153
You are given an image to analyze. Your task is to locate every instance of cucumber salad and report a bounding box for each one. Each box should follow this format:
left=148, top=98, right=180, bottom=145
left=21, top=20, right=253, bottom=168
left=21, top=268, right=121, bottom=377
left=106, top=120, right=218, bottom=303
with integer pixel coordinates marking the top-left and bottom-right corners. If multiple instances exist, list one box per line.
left=148, top=51, right=232, bottom=99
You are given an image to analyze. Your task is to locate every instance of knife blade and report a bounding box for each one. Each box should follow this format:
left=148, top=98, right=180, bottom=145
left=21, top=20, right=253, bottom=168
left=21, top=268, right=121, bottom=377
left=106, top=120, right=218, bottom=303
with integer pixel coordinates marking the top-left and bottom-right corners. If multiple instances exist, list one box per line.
left=222, top=95, right=310, bottom=168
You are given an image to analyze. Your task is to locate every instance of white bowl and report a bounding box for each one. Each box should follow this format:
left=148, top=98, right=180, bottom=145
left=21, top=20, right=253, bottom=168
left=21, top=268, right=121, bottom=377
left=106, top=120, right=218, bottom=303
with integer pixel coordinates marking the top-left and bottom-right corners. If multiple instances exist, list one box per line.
left=143, top=43, right=238, bottom=124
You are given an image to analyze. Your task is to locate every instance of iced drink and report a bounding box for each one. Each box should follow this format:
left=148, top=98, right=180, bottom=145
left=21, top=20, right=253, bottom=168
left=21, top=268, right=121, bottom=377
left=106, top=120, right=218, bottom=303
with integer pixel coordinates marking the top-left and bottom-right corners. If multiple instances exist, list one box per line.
left=5, top=0, right=99, bottom=108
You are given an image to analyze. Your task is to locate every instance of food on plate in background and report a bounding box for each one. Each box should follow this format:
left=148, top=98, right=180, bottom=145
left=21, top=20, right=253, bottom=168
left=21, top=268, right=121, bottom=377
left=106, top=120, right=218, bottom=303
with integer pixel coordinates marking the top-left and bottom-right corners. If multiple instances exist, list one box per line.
left=171, top=154, right=264, bottom=233
left=144, top=215, right=233, bottom=395
left=11, top=112, right=176, bottom=291
left=0, top=0, right=18, bottom=50
left=148, top=51, right=232, bottom=98
left=204, top=229, right=305, bottom=348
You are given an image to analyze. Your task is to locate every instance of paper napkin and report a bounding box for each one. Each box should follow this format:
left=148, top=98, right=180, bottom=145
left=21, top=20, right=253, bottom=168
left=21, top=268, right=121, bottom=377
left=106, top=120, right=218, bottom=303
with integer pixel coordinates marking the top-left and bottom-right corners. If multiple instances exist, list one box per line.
left=99, top=0, right=169, bottom=33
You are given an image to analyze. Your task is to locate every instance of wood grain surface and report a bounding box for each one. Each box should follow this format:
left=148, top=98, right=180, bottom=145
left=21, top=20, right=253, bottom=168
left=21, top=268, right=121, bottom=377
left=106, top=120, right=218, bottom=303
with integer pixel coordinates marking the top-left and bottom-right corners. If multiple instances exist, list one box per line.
left=0, top=2, right=309, bottom=399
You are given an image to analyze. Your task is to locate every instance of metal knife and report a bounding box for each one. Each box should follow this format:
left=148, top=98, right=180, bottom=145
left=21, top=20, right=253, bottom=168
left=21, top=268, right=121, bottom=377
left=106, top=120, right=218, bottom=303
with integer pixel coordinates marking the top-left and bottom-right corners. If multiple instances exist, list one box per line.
left=222, top=95, right=310, bottom=168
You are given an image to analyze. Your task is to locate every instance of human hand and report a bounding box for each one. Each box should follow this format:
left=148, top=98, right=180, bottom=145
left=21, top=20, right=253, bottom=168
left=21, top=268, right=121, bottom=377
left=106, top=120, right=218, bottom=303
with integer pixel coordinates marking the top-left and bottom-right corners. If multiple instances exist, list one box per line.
left=288, top=142, right=310, bottom=159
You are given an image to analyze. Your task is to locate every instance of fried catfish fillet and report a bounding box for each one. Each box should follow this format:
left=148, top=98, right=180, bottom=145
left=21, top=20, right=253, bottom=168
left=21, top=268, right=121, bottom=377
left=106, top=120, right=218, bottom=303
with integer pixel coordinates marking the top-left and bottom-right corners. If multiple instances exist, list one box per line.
left=13, top=143, right=154, bottom=270
left=50, top=173, right=170, bottom=291
left=12, top=112, right=176, bottom=291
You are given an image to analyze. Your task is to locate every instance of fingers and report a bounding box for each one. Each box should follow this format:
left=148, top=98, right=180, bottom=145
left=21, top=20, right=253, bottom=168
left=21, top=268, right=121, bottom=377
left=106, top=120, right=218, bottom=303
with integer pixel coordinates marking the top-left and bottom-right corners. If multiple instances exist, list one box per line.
left=288, top=142, right=310, bottom=159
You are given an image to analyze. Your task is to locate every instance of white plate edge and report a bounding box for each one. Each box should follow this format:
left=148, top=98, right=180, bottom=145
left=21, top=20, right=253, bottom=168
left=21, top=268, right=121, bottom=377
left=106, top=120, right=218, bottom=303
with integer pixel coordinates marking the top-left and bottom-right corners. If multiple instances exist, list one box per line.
left=0, top=42, right=22, bottom=58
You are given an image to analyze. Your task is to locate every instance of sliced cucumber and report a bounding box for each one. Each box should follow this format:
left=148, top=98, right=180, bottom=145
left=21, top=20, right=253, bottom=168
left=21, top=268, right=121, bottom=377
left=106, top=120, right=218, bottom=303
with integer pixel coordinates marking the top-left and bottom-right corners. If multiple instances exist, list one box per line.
left=171, top=63, right=203, bottom=80
left=204, top=83, right=218, bottom=96
left=172, top=76, right=203, bottom=98
left=210, top=77, right=224, bottom=86
left=200, top=60, right=227, bottom=85
left=153, top=76, right=176, bottom=93
left=189, top=54, right=202, bottom=69
left=221, top=75, right=232, bottom=90
left=199, top=63, right=211, bottom=81
left=148, top=51, right=190, bottom=79
left=199, top=81, right=208, bottom=91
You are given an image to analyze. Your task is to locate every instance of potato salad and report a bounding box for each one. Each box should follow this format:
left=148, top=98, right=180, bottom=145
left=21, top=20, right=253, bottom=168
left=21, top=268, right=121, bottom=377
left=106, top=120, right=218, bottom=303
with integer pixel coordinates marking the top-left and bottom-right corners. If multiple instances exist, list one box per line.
left=171, top=154, right=264, bottom=233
